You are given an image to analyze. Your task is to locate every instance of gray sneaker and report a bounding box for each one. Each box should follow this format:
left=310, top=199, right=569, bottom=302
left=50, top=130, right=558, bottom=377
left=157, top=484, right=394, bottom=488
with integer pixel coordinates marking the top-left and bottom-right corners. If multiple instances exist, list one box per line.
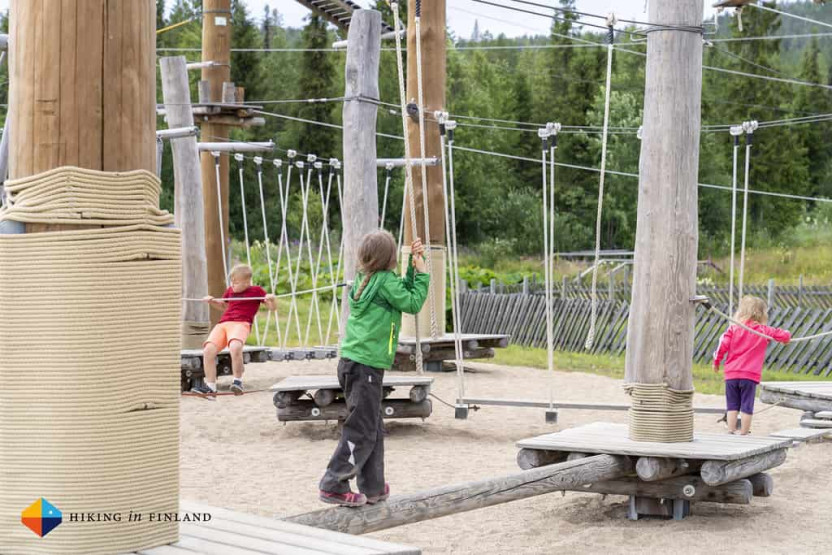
left=230, top=380, right=244, bottom=396
left=190, top=384, right=216, bottom=400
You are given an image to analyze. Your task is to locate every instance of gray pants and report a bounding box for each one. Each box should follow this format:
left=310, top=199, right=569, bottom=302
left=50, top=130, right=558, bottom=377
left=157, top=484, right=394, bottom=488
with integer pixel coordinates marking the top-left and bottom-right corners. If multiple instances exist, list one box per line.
left=319, top=358, right=386, bottom=496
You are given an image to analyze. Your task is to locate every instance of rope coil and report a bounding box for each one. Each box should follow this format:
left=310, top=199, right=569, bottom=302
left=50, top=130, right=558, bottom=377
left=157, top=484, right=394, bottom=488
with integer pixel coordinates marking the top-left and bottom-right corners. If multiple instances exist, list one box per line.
left=624, top=383, right=694, bottom=442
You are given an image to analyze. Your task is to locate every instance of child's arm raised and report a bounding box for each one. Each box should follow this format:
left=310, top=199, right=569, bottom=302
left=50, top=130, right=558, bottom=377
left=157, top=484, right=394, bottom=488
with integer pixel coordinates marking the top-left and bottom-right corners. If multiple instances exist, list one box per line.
left=202, top=295, right=228, bottom=312
left=379, top=270, right=430, bottom=315
left=759, top=325, right=791, bottom=344
left=713, top=326, right=734, bottom=372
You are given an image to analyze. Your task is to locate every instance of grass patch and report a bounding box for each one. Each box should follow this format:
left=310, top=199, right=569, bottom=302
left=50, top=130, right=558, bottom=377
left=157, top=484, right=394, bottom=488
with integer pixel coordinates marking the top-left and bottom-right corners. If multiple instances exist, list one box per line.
left=492, top=344, right=829, bottom=396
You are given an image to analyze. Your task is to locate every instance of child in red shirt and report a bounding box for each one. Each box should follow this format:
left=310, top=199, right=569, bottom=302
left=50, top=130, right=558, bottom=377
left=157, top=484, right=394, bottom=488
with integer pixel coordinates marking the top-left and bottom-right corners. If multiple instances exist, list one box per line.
left=713, top=296, right=790, bottom=435
left=192, top=264, right=276, bottom=396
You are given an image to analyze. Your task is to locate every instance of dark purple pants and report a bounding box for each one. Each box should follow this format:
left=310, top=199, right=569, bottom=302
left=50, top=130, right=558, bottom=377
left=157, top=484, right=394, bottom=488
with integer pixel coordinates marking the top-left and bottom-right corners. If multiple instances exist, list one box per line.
left=725, top=379, right=757, bottom=414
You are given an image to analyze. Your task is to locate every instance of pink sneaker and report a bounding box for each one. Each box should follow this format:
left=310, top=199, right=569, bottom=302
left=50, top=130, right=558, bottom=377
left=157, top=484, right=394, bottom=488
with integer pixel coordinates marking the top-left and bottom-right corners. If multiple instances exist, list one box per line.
left=366, top=484, right=390, bottom=505
left=319, top=490, right=367, bottom=507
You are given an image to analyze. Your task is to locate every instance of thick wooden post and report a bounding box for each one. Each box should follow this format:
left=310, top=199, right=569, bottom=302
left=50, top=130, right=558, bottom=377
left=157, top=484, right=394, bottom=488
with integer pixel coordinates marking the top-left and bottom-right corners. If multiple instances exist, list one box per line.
left=402, top=0, right=447, bottom=338
left=9, top=0, right=156, bottom=231
left=201, top=0, right=232, bottom=312
left=161, top=56, right=210, bottom=347
left=625, top=0, right=704, bottom=394
left=340, top=10, right=382, bottom=337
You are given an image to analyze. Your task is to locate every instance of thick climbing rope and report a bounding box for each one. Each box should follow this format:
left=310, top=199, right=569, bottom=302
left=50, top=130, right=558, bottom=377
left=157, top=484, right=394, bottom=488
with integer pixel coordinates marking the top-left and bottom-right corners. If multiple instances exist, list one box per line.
left=585, top=16, right=617, bottom=350
left=438, top=113, right=466, bottom=403
left=235, top=154, right=260, bottom=341
left=414, top=0, right=440, bottom=340
left=704, top=302, right=832, bottom=343
left=391, top=1, right=425, bottom=373
left=738, top=120, right=758, bottom=299
left=0, top=167, right=180, bottom=553
left=624, top=383, right=694, bottom=442
left=728, top=125, right=743, bottom=317
left=212, top=153, right=230, bottom=286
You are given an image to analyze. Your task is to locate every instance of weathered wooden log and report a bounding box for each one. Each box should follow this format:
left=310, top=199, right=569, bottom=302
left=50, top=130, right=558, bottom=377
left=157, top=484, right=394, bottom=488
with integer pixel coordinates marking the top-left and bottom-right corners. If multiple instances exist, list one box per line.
left=285, top=454, right=632, bottom=534
left=566, top=452, right=590, bottom=462
left=814, top=411, right=832, bottom=420
left=701, top=449, right=787, bottom=486
left=760, top=389, right=832, bottom=413
left=635, top=457, right=702, bottom=482
left=313, top=389, right=337, bottom=408
left=277, top=399, right=432, bottom=422
left=747, top=473, right=773, bottom=497
left=578, top=476, right=752, bottom=505
left=516, top=448, right=568, bottom=470
left=800, top=419, right=832, bottom=429
left=409, top=385, right=429, bottom=403
left=273, top=390, right=304, bottom=408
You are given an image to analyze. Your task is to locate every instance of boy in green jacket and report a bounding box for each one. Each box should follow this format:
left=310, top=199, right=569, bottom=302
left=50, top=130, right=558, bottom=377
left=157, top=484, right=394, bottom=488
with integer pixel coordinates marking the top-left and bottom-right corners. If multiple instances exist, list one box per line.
left=319, top=230, right=430, bottom=507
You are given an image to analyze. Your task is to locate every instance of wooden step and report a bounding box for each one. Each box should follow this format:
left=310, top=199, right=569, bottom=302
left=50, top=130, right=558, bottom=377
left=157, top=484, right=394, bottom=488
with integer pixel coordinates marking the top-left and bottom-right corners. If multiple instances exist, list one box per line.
left=770, top=428, right=831, bottom=444
left=800, top=419, right=832, bottom=429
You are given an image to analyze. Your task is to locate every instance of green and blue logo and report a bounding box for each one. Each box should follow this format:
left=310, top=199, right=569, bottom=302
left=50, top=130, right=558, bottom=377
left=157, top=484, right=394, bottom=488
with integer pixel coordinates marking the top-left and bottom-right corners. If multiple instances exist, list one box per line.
left=21, top=498, right=62, bottom=537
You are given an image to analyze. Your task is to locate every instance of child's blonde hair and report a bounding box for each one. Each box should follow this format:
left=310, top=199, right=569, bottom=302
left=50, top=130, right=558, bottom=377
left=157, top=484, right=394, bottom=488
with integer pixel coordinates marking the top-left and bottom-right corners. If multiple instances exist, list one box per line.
left=354, top=230, right=398, bottom=300
left=734, top=295, right=768, bottom=325
left=229, top=264, right=253, bottom=282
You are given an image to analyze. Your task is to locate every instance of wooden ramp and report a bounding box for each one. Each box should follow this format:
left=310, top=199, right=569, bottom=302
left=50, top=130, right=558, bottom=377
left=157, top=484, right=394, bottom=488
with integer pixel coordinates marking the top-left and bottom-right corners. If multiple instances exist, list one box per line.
left=272, top=375, right=434, bottom=422
left=759, top=381, right=832, bottom=413
left=517, top=422, right=791, bottom=460
left=133, top=500, right=420, bottom=555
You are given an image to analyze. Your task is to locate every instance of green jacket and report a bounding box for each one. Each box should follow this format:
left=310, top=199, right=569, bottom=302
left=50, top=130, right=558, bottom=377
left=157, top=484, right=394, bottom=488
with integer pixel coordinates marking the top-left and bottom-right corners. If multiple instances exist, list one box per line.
left=340, top=258, right=430, bottom=370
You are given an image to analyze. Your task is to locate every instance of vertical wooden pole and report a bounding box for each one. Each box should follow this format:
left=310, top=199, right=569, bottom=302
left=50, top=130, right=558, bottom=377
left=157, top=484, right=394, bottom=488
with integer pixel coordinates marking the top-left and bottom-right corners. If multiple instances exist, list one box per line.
left=403, top=0, right=447, bottom=337
left=767, top=278, right=775, bottom=310
left=161, top=56, right=210, bottom=347
left=201, top=0, right=232, bottom=314
left=340, top=10, right=381, bottom=337
left=624, top=0, right=704, bottom=393
left=9, top=0, right=155, bottom=231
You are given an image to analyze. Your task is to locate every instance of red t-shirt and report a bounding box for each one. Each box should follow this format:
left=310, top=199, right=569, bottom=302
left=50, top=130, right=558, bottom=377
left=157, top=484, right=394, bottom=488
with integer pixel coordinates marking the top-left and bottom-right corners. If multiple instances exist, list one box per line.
left=219, top=286, right=267, bottom=325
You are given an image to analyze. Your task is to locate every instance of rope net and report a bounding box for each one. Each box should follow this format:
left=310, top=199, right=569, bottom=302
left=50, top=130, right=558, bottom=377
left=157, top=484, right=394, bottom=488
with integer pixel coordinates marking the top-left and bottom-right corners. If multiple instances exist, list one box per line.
left=0, top=167, right=180, bottom=554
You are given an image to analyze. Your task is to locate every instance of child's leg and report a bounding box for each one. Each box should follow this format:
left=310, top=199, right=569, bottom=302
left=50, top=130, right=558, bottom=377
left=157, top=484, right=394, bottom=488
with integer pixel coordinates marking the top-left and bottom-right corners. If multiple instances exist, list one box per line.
left=738, top=380, right=757, bottom=435
left=228, top=340, right=245, bottom=379
left=725, top=379, right=741, bottom=433
left=320, top=360, right=383, bottom=494
left=357, top=402, right=386, bottom=497
left=203, top=342, right=220, bottom=387
left=726, top=411, right=739, bottom=433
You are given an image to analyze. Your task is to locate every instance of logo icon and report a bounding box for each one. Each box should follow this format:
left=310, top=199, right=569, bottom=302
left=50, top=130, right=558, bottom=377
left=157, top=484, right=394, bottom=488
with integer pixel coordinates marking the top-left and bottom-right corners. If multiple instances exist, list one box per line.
left=21, top=498, right=62, bottom=537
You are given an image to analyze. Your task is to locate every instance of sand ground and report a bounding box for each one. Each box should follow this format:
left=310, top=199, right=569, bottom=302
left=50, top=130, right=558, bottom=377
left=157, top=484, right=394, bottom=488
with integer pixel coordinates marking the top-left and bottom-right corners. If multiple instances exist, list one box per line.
left=180, top=360, right=831, bottom=554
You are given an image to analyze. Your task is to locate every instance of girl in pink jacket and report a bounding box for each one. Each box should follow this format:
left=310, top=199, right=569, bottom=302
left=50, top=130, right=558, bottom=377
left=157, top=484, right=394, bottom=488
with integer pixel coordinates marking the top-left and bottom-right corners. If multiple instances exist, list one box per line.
left=713, top=296, right=791, bottom=435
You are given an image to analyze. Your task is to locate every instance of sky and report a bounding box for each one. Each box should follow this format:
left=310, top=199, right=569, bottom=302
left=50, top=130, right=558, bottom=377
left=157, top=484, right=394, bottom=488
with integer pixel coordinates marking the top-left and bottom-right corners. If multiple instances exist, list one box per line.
left=0, top=1, right=721, bottom=39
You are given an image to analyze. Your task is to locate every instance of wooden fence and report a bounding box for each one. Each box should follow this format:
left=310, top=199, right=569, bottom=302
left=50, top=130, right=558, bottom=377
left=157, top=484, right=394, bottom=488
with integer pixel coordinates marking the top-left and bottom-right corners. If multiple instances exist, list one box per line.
left=468, top=280, right=832, bottom=310
left=460, top=293, right=832, bottom=376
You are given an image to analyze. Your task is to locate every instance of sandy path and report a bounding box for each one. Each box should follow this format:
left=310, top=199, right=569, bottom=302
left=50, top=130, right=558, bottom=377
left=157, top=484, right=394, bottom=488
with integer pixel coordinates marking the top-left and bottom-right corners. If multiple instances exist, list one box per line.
left=180, top=360, right=831, bottom=554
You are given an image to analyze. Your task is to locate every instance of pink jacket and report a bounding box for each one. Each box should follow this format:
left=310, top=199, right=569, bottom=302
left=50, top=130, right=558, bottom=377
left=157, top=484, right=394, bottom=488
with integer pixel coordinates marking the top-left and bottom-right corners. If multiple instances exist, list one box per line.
left=713, top=321, right=791, bottom=383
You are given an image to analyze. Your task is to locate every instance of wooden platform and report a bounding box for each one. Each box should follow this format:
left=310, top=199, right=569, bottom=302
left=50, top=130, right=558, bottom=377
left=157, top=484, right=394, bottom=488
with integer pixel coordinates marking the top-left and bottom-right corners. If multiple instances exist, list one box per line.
left=272, top=375, right=434, bottom=422
left=517, top=422, right=792, bottom=461
left=394, top=333, right=509, bottom=372
left=770, top=427, right=831, bottom=444
left=759, top=381, right=832, bottom=413
left=132, top=500, right=420, bottom=554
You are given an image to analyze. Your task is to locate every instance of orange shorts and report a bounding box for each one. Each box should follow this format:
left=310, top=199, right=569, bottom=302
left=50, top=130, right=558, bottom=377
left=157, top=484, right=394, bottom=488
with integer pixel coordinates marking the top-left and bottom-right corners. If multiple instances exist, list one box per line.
left=204, top=321, right=251, bottom=351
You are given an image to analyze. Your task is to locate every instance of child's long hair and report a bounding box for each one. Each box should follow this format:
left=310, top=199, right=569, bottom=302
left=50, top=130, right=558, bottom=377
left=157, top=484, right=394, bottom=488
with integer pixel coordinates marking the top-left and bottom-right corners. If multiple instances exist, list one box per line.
left=353, top=230, right=398, bottom=300
left=734, top=295, right=768, bottom=325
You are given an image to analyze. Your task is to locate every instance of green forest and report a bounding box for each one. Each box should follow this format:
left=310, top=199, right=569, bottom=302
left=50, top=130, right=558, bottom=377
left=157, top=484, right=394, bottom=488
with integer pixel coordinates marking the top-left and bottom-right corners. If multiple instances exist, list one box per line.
left=151, top=1, right=832, bottom=262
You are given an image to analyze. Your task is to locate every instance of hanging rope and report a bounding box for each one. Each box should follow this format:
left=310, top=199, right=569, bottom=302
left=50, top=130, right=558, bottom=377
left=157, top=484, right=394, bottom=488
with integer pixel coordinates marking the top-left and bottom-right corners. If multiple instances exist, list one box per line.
left=282, top=158, right=305, bottom=346
left=325, top=162, right=345, bottom=345
left=738, top=120, right=757, bottom=300
left=585, top=16, right=617, bottom=350
left=438, top=113, right=466, bottom=403
left=703, top=301, right=832, bottom=343
left=254, top=157, right=281, bottom=346
left=380, top=162, right=393, bottom=229
left=235, top=154, right=260, bottom=342
left=728, top=125, right=743, bottom=318
left=391, top=1, right=425, bottom=373
left=212, top=152, right=230, bottom=287
left=414, top=1, right=440, bottom=340
left=262, top=159, right=286, bottom=347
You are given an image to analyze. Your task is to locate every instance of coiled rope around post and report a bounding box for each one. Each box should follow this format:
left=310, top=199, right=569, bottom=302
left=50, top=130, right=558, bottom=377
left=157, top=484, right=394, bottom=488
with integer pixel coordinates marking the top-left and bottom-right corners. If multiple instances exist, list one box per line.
left=0, top=166, right=180, bottom=553
left=391, top=1, right=425, bottom=373
left=586, top=15, right=616, bottom=351
left=624, top=383, right=694, bottom=442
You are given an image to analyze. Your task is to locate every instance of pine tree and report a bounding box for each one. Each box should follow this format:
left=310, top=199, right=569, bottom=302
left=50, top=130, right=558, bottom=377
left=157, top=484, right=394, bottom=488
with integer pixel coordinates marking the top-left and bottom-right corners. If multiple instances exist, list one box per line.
left=297, top=15, right=337, bottom=160
left=471, top=20, right=481, bottom=42
left=793, top=38, right=832, bottom=197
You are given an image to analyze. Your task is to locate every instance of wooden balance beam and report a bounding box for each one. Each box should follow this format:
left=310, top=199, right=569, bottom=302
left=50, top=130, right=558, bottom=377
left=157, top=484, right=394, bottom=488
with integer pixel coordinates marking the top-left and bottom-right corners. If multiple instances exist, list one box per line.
left=285, top=454, right=632, bottom=534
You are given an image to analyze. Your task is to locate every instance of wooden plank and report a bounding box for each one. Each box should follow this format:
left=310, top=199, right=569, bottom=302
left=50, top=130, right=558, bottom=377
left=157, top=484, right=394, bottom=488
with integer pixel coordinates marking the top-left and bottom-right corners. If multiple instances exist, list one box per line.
left=272, top=375, right=433, bottom=392
left=770, top=427, right=830, bottom=443
left=76, top=0, right=104, bottom=170
left=277, top=399, right=431, bottom=422
left=813, top=411, right=832, bottom=419
left=286, top=454, right=631, bottom=534
left=181, top=525, right=328, bottom=555
left=760, top=389, right=832, bottom=412
left=137, top=545, right=203, bottom=555
left=517, top=422, right=791, bottom=461
left=461, top=398, right=723, bottom=414
left=760, top=382, right=832, bottom=401
left=575, top=476, right=752, bottom=505
left=59, top=0, right=79, bottom=167
left=181, top=501, right=421, bottom=555
left=800, top=419, right=832, bottom=429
